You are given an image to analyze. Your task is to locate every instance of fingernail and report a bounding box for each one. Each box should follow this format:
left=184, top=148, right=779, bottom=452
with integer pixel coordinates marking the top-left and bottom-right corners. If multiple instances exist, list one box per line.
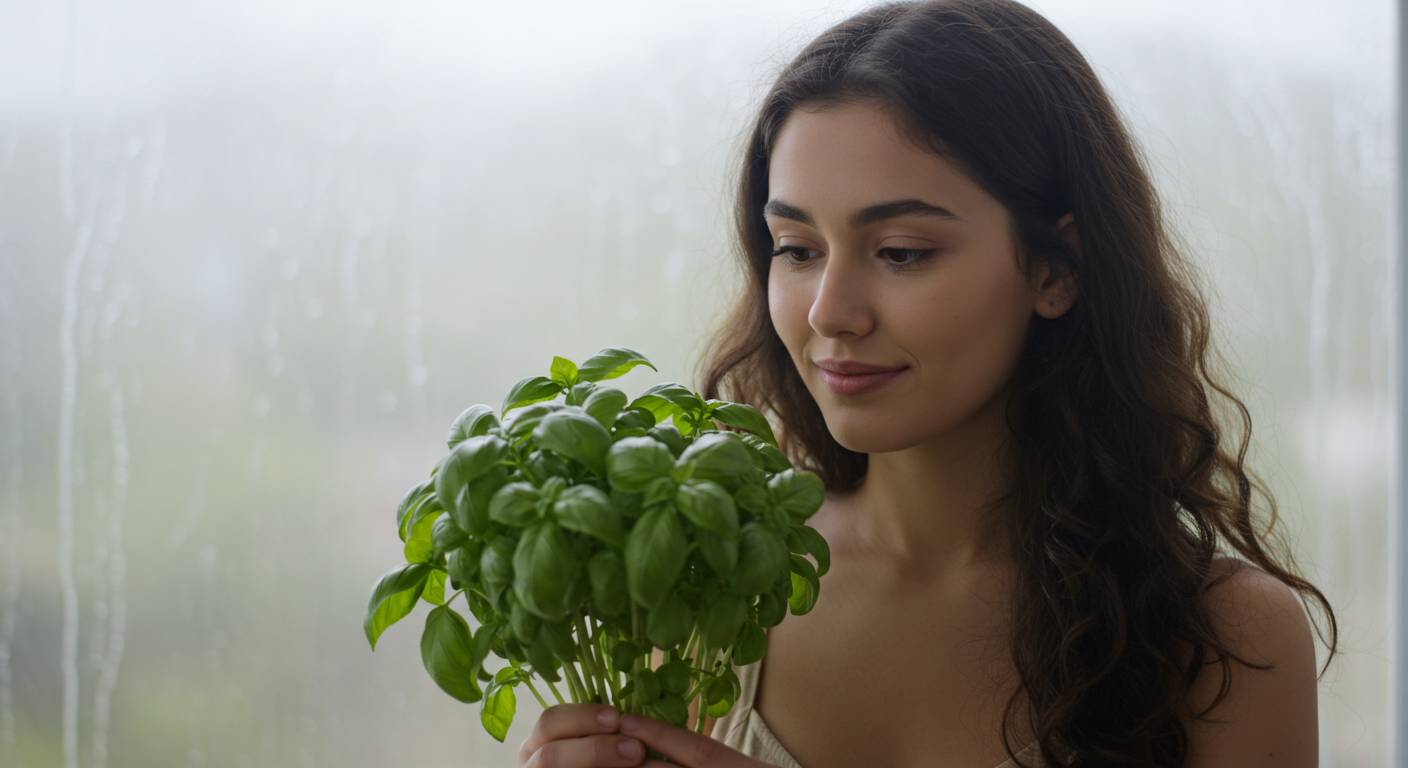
left=618, top=739, right=643, bottom=759
left=597, top=708, right=620, bottom=728
left=621, top=714, right=642, bottom=733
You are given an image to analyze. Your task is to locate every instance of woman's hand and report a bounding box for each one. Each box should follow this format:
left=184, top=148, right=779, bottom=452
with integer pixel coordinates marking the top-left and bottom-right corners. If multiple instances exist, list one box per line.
left=617, top=712, right=773, bottom=768
left=517, top=704, right=647, bottom=768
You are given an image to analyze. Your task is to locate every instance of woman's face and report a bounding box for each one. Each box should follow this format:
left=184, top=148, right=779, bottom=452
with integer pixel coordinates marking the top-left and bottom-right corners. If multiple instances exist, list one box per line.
left=765, top=100, right=1072, bottom=454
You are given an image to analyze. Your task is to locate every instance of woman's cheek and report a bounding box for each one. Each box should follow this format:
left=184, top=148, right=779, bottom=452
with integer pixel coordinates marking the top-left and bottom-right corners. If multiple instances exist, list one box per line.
left=768, top=275, right=807, bottom=347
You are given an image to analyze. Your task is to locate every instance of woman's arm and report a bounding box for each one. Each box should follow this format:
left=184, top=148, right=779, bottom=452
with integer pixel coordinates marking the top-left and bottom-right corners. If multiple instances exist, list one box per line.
left=1183, top=562, right=1320, bottom=767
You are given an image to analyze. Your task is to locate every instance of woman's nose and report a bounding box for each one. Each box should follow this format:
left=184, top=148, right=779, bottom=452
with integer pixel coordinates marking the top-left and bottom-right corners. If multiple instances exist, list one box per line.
left=806, top=255, right=876, bottom=338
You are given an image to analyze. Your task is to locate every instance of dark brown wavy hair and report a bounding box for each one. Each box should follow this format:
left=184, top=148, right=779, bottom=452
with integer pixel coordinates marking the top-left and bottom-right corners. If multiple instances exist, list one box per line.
left=691, top=0, right=1339, bottom=764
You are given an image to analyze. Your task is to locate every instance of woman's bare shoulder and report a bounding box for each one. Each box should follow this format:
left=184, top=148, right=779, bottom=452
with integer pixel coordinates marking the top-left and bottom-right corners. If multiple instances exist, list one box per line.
left=1182, top=555, right=1318, bottom=767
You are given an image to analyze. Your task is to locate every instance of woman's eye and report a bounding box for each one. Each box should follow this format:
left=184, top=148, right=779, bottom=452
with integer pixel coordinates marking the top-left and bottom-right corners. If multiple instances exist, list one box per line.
left=770, top=245, right=819, bottom=265
left=880, top=248, right=936, bottom=268
left=769, top=245, right=936, bottom=270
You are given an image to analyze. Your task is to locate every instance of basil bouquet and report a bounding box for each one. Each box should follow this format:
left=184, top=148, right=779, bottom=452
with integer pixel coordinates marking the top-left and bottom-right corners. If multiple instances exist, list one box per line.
left=363, top=347, right=831, bottom=743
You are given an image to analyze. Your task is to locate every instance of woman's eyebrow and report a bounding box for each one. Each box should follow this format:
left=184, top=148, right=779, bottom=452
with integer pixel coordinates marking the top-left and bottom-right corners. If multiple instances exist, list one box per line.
left=763, top=197, right=963, bottom=227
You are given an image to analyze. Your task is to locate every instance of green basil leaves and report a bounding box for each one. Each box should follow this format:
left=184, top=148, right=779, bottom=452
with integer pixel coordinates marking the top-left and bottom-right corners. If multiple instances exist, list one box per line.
left=362, top=347, right=830, bottom=745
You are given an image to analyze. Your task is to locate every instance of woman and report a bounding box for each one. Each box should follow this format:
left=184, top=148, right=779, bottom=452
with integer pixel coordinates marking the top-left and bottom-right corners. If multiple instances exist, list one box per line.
left=517, top=0, right=1338, bottom=765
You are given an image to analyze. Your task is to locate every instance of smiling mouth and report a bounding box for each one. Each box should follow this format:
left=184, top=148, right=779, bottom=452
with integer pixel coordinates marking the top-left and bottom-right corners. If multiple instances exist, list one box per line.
left=817, top=366, right=908, bottom=396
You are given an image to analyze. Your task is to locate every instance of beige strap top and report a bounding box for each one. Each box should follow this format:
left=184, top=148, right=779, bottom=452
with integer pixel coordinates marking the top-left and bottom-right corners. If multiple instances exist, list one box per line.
left=709, top=657, right=1047, bottom=768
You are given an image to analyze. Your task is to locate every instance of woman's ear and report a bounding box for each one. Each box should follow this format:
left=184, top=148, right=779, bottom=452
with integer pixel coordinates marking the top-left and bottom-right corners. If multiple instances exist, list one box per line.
left=1034, top=212, right=1080, bottom=319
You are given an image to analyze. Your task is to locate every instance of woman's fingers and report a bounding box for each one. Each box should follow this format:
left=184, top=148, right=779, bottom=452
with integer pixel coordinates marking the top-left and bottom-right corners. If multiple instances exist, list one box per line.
left=518, top=704, right=629, bottom=766
left=619, top=713, right=762, bottom=767
left=520, top=733, right=646, bottom=768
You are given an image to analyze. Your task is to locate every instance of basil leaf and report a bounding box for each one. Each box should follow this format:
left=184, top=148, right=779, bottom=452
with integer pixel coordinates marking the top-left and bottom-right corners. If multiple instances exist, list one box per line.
left=587, top=549, right=628, bottom=618
left=420, top=569, right=447, bottom=605
left=403, top=506, right=442, bottom=564
left=628, top=382, right=703, bottom=424
left=645, top=593, right=693, bottom=650
left=480, top=678, right=517, bottom=742
left=733, top=621, right=767, bottom=665
left=582, top=387, right=628, bottom=429
left=364, top=563, right=432, bottom=650
left=651, top=694, right=689, bottom=727
left=607, top=437, right=676, bottom=492
left=446, top=542, right=481, bottom=589
left=467, top=622, right=501, bottom=699
left=611, top=406, right=657, bottom=434
left=707, top=402, right=777, bottom=447
left=395, top=479, right=434, bottom=542
left=566, top=380, right=598, bottom=406
left=501, top=375, right=563, bottom=415
left=731, top=522, right=787, bottom=596
left=625, top=506, right=688, bottom=609
left=504, top=402, right=565, bottom=442
left=494, top=665, right=522, bottom=686
left=457, top=465, right=511, bottom=535
left=737, top=433, right=792, bottom=473
left=755, top=591, right=785, bottom=628
left=533, top=409, right=612, bottom=477
left=478, top=537, right=516, bottom=609
left=767, top=468, right=825, bottom=523
left=658, top=659, right=691, bottom=696
left=512, top=522, right=582, bottom=622
left=420, top=605, right=480, bottom=702
left=788, top=554, right=819, bottom=615
left=674, top=479, right=739, bottom=539
left=447, top=404, right=500, bottom=449
left=577, top=346, right=657, bottom=383
left=610, top=639, right=642, bottom=673
left=508, top=591, right=541, bottom=646
left=549, top=355, right=579, bottom=388
left=701, top=593, right=748, bottom=649
left=434, top=435, right=509, bottom=522
left=553, top=484, right=625, bottom=550
left=676, top=432, right=759, bottom=491
left=704, top=674, right=737, bottom=717
left=431, top=516, right=468, bottom=557
left=399, top=492, right=439, bottom=543
left=524, top=628, right=562, bottom=683
left=646, top=424, right=687, bottom=458
left=733, top=484, right=770, bottom=519
left=642, top=477, right=677, bottom=510
left=488, top=481, right=542, bottom=528
left=525, top=449, right=572, bottom=484
left=794, top=524, right=830, bottom=577
left=539, top=619, right=577, bottom=662
left=635, top=667, right=660, bottom=702
left=696, top=528, right=739, bottom=583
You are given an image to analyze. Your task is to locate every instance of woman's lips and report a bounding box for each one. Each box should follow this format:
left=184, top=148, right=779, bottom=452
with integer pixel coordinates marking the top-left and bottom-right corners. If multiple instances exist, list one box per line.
left=818, top=366, right=908, bottom=396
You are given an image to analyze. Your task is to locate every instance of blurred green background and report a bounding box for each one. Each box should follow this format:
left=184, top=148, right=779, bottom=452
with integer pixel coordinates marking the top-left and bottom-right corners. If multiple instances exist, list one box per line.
left=0, top=0, right=1394, bottom=765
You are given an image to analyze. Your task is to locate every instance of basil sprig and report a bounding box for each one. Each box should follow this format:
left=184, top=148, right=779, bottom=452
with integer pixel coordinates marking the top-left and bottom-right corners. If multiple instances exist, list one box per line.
left=364, top=346, right=829, bottom=743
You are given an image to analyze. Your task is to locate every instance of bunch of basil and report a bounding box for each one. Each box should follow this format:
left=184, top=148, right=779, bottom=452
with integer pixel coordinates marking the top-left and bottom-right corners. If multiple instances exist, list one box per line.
left=363, top=347, right=830, bottom=743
